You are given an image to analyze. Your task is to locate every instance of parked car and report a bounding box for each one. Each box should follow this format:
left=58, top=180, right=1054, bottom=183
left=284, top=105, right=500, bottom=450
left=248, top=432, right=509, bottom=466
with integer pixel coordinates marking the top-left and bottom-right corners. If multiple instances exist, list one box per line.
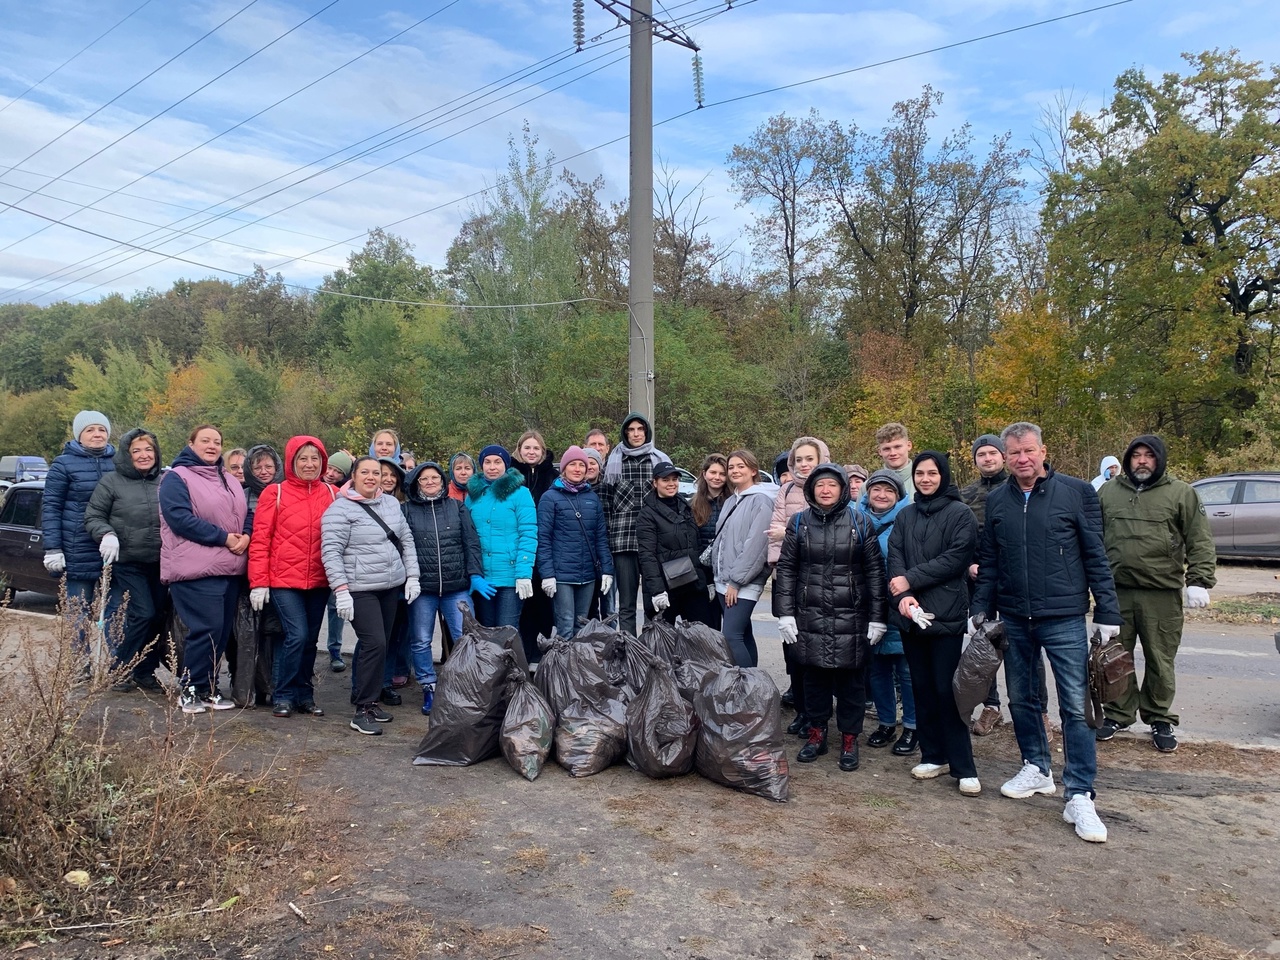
left=0, top=481, right=52, bottom=596
left=1191, top=472, right=1280, bottom=559
left=0, top=455, right=49, bottom=483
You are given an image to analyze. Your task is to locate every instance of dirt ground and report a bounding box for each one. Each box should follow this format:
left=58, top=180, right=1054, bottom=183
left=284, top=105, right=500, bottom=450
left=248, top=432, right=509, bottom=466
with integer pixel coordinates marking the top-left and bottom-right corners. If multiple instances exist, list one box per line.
left=28, top=661, right=1280, bottom=960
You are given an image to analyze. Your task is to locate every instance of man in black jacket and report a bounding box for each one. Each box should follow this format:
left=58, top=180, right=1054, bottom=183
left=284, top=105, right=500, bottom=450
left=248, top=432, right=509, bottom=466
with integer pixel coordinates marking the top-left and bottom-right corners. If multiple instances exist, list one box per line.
left=971, top=422, right=1122, bottom=843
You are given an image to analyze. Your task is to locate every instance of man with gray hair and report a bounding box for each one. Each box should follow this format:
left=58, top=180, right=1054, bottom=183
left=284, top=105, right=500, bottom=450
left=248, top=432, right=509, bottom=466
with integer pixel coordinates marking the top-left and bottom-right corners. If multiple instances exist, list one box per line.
left=970, top=421, right=1122, bottom=843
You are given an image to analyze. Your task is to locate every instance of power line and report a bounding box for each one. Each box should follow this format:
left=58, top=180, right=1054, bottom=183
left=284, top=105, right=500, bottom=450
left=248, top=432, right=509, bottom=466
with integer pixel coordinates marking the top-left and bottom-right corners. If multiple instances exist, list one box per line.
left=16, top=45, right=635, bottom=303
left=0, top=0, right=157, bottom=116
left=0, top=0, right=262, bottom=181
left=0, top=0, right=342, bottom=224
left=3, top=33, right=633, bottom=301
left=0, top=0, right=463, bottom=258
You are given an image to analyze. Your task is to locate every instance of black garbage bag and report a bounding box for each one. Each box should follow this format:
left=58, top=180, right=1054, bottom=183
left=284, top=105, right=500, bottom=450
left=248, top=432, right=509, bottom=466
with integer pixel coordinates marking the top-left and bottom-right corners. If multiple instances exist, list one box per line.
left=535, top=631, right=614, bottom=719
left=460, top=604, right=529, bottom=674
left=555, top=686, right=629, bottom=778
left=674, top=618, right=735, bottom=670
left=672, top=656, right=715, bottom=704
left=229, top=593, right=279, bottom=708
left=414, top=631, right=514, bottom=766
left=693, top=666, right=789, bottom=802
left=573, top=617, right=627, bottom=685
left=501, top=667, right=556, bottom=781
left=619, top=632, right=660, bottom=695
left=627, top=660, right=697, bottom=778
left=638, top=617, right=678, bottom=661
left=953, top=616, right=1008, bottom=719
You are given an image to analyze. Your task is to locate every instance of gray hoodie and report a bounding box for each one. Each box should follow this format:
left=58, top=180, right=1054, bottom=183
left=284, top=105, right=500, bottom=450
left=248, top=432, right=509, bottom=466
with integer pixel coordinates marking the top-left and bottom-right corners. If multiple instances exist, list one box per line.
left=711, top=483, right=776, bottom=602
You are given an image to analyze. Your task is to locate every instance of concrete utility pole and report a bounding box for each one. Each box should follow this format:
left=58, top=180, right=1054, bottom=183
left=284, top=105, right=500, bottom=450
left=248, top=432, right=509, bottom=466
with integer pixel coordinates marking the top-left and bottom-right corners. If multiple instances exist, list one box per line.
left=586, top=1, right=700, bottom=424
left=628, top=0, right=655, bottom=422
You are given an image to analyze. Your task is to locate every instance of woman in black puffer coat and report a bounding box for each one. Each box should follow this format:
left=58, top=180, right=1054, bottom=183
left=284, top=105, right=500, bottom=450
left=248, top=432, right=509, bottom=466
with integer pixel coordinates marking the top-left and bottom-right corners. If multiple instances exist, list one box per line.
left=774, top=464, right=886, bottom=773
left=887, top=451, right=980, bottom=795
left=402, top=462, right=488, bottom=714
left=84, top=427, right=167, bottom=689
left=636, top=462, right=716, bottom=627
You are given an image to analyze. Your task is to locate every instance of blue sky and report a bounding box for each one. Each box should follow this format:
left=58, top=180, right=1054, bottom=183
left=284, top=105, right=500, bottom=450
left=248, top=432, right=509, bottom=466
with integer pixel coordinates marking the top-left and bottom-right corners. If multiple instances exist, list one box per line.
left=0, top=0, right=1277, bottom=304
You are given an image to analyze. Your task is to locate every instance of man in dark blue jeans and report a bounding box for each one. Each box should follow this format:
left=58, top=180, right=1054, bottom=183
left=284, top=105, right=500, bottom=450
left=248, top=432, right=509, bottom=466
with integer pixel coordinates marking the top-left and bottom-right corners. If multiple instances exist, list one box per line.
left=971, top=421, right=1123, bottom=843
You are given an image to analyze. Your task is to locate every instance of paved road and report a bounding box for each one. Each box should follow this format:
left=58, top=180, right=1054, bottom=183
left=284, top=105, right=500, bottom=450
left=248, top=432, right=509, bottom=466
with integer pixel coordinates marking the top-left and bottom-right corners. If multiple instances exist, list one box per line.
left=7, top=570, right=1280, bottom=748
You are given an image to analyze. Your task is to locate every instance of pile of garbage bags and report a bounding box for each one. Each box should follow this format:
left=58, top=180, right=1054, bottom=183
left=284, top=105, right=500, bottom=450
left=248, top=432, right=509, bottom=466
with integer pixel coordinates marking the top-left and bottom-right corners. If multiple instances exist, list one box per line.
left=413, top=609, right=789, bottom=801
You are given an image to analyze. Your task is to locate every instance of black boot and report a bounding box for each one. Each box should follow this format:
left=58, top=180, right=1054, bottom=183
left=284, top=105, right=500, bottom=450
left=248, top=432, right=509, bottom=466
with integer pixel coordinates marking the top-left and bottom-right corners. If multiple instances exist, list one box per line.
left=379, top=686, right=403, bottom=706
left=867, top=724, right=897, bottom=748
left=780, top=683, right=796, bottom=708
left=786, top=713, right=810, bottom=736
left=797, top=724, right=829, bottom=763
left=892, top=728, right=919, bottom=756
left=839, top=733, right=860, bottom=771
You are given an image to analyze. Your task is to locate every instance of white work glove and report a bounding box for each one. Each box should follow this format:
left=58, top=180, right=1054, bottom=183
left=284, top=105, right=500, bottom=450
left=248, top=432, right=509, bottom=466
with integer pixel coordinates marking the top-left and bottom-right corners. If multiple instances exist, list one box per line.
left=99, top=534, right=119, bottom=565
left=44, top=550, right=66, bottom=574
left=1184, top=586, right=1210, bottom=608
left=599, top=574, right=613, bottom=595
left=707, top=584, right=715, bottom=601
left=1096, top=623, right=1121, bottom=641
left=541, top=578, right=557, bottom=598
left=652, top=591, right=671, bottom=613
left=249, top=587, right=270, bottom=611
left=404, top=579, right=421, bottom=604
left=515, top=579, right=533, bottom=601
left=910, top=606, right=935, bottom=630
left=967, top=615, right=985, bottom=636
left=868, top=621, right=887, bottom=645
left=334, top=590, right=354, bottom=622
left=778, top=615, right=798, bottom=645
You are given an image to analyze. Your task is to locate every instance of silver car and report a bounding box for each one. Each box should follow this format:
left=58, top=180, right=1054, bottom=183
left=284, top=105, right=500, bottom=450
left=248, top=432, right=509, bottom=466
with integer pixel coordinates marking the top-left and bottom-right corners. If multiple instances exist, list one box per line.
left=1192, top=472, right=1280, bottom=559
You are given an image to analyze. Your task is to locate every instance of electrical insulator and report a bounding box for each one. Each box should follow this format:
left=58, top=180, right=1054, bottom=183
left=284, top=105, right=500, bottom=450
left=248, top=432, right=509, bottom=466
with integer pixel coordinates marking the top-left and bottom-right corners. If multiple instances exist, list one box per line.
left=573, top=0, right=585, bottom=50
left=692, top=53, right=705, bottom=108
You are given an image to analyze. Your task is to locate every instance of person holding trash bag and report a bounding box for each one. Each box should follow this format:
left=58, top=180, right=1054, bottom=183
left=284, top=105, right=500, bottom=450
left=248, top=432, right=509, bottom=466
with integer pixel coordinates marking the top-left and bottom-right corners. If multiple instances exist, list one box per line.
left=537, top=446, right=614, bottom=639
left=466, top=445, right=537, bottom=636
left=84, top=427, right=168, bottom=691
left=774, top=464, right=887, bottom=772
left=637, top=461, right=716, bottom=627
left=248, top=436, right=337, bottom=719
left=321, top=456, right=420, bottom=736
left=886, top=451, right=981, bottom=795
left=402, top=460, right=491, bottom=714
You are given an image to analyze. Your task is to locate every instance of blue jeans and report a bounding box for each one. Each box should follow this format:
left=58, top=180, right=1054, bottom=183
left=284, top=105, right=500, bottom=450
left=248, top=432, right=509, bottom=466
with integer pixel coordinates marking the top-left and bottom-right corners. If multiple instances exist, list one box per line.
left=381, top=599, right=410, bottom=687
left=170, top=576, right=239, bottom=692
left=1003, top=615, right=1096, bottom=799
left=271, top=587, right=328, bottom=706
left=718, top=593, right=758, bottom=667
left=475, top=587, right=522, bottom=629
left=869, top=652, right=916, bottom=729
left=552, top=582, right=594, bottom=638
left=326, top=591, right=344, bottom=659
left=65, top=577, right=99, bottom=652
left=408, top=590, right=471, bottom=686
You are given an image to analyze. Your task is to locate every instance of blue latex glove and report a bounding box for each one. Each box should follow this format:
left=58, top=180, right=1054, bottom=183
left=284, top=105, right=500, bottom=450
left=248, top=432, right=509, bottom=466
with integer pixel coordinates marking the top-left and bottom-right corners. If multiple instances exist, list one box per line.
left=470, top=575, right=497, bottom=599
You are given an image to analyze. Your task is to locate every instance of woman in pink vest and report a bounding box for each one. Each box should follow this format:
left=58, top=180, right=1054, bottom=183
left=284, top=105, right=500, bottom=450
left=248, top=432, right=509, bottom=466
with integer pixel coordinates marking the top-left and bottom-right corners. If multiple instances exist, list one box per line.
left=159, top=424, right=249, bottom=715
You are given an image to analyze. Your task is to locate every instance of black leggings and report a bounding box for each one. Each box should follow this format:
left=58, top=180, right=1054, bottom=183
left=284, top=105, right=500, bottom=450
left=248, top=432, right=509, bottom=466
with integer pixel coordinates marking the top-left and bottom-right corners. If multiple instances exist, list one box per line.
left=350, top=588, right=400, bottom=707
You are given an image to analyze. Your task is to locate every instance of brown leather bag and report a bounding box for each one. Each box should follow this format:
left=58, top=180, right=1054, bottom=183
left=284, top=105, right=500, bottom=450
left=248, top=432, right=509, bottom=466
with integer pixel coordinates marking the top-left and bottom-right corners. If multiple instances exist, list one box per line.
left=1085, top=627, right=1136, bottom=729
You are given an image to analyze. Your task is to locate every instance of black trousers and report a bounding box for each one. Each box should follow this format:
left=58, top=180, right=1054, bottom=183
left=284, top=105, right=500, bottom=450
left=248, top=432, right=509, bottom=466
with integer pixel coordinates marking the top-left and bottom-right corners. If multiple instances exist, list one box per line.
left=903, top=632, right=976, bottom=778
left=612, top=551, right=641, bottom=636
left=351, top=588, right=401, bottom=708
left=803, top=664, right=868, bottom=736
left=783, top=642, right=809, bottom=717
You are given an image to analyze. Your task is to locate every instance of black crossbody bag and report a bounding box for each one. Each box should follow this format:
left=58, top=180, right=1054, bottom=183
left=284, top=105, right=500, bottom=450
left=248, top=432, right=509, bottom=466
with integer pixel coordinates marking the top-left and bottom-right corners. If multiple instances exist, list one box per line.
left=356, top=500, right=402, bottom=552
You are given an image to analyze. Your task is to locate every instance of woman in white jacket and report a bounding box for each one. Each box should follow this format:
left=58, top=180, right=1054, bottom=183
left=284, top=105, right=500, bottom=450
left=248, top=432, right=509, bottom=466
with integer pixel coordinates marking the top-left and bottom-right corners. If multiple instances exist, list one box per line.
left=321, top=456, right=420, bottom=736
left=711, top=449, right=775, bottom=667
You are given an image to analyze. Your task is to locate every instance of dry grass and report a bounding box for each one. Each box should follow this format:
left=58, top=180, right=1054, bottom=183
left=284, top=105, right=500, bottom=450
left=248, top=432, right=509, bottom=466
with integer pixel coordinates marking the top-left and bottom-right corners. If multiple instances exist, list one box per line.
left=421, top=804, right=478, bottom=848
left=1050, top=914, right=1256, bottom=960
left=507, top=845, right=549, bottom=873
left=0, top=589, right=301, bottom=943
left=1097, top=736, right=1280, bottom=777
left=608, top=887, right=634, bottom=908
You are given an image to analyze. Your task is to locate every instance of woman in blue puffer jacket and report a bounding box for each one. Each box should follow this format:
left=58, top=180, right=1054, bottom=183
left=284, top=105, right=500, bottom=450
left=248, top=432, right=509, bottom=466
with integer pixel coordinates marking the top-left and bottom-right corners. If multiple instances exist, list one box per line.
left=466, top=445, right=537, bottom=633
left=43, top=410, right=116, bottom=631
left=855, top=469, right=918, bottom=756
left=537, top=446, right=614, bottom=639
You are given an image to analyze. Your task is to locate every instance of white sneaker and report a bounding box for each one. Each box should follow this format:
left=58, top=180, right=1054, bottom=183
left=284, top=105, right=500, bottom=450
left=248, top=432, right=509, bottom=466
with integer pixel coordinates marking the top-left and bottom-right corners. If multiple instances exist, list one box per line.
left=958, top=777, right=981, bottom=796
left=911, top=762, right=949, bottom=780
left=1063, top=795, right=1108, bottom=842
left=1000, top=761, right=1056, bottom=798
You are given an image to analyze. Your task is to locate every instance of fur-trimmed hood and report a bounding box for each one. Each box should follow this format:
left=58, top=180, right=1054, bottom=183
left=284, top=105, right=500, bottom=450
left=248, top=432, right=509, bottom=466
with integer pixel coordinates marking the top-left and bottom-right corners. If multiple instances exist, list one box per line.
left=467, top=467, right=526, bottom=503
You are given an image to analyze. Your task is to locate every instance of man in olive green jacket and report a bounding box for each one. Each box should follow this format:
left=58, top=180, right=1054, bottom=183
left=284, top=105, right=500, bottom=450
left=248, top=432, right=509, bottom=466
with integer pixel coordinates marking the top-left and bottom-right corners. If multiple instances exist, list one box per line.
left=1097, top=434, right=1216, bottom=753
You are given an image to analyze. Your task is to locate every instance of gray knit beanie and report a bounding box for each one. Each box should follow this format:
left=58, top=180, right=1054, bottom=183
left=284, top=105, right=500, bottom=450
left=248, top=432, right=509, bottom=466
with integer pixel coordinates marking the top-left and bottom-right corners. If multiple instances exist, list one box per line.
left=73, top=410, right=111, bottom=442
left=971, top=433, right=1005, bottom=461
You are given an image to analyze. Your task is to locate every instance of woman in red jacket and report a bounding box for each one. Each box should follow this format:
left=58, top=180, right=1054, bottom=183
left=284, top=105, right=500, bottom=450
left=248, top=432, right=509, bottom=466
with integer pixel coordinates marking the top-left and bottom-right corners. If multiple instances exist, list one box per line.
left=248, top=436, right=338, bottom=718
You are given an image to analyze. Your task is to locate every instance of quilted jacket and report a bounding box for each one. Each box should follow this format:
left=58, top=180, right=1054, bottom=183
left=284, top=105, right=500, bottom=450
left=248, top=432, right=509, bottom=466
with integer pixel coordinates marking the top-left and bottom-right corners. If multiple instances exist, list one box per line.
left=248, top=436, right=337, bottom=590
left=43, top=438, right=116, bottom=581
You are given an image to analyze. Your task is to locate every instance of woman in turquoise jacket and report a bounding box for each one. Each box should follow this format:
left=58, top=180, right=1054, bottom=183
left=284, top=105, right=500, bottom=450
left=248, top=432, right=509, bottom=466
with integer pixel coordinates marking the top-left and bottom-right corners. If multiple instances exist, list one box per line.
left=855, top=469, right=918, bottom=756
left=465, top=444, right=537, bottom=628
